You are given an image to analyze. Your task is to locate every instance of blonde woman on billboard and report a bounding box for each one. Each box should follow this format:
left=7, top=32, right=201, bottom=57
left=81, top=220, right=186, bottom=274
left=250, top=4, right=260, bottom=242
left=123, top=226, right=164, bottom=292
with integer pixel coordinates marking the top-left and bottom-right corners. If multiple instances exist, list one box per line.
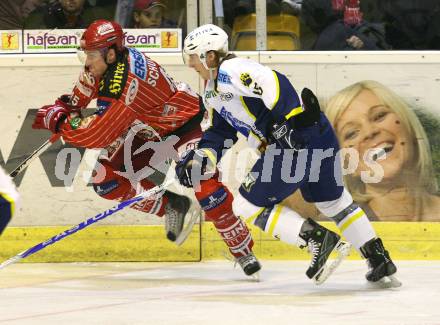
left=325, top=80, right=440, bottom=221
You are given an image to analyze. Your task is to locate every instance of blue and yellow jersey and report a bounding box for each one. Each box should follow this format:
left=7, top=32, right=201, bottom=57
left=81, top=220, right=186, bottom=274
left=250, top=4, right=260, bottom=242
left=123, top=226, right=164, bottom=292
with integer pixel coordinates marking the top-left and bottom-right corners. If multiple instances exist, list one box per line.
left=0, top=167, right=20, bottom=235
left=199, top=57, right=303, bottom=160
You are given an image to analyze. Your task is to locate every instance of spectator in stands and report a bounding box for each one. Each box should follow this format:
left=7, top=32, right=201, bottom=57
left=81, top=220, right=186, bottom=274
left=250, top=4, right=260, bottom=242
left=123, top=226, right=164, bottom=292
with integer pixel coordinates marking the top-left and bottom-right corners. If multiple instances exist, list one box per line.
left=0, top=0, right=45, bottom=29
left=25, top=0, right=87, bottom=28
left=300, top=0, right=389, bottom=50
left=325, top=80, right=440, bottom=221
left=380, top=0, right=440, bottom=50
left=21, top=0, right=46, bottom=18
left=131, top=0, right=176, bottom=28
left=24, top=0, right=115, bottom=29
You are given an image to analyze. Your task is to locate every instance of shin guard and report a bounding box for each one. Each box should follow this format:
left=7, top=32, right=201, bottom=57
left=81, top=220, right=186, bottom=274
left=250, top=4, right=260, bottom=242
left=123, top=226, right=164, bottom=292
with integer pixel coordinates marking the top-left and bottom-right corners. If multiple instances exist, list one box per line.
left=197, top=178, right=254, bottom=258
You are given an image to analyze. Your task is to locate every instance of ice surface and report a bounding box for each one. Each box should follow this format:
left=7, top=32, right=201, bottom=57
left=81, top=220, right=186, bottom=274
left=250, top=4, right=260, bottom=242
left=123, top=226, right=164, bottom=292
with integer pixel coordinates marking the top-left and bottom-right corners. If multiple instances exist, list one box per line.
left=0, top=261, right=438, bottom=325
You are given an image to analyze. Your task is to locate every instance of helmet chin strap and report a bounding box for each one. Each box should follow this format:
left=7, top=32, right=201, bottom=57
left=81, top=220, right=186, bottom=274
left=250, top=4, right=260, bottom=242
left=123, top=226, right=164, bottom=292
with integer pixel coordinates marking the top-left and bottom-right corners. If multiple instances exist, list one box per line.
left=208, top=67, right=217, bottom=80
left=201, top=55, right=218, bottom=80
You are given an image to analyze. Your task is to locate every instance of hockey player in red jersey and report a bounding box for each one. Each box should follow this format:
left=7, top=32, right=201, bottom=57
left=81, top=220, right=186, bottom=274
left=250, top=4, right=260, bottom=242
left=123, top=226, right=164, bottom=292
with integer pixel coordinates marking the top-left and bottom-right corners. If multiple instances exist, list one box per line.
left=31, top=20, right=261, bottom=277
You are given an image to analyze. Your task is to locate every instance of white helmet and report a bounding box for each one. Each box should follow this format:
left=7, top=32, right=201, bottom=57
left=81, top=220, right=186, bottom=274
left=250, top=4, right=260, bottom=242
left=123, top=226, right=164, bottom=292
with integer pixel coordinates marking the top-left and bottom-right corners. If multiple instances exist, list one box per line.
left=183, top=24, right=228, bottom=70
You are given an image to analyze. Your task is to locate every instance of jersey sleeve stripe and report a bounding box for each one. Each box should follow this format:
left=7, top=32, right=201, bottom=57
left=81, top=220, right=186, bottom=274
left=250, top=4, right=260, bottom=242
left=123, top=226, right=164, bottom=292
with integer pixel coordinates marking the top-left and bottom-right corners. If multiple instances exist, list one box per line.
left=285, top=105, right=304, bottom=120
left=270, top=70, right=281, bottom=110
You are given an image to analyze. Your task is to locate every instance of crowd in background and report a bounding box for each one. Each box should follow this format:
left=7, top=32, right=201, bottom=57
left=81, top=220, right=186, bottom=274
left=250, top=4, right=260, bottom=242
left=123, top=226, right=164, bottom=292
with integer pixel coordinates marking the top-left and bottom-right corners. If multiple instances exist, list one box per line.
left=0, top=0, right=439, bottom=50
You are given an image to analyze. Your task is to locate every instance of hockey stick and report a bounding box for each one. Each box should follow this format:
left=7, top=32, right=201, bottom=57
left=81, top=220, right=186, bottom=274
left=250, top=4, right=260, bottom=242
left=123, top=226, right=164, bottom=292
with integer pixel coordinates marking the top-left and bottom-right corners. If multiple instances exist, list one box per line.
left=9, top=134, right=61, bottom=178
left=0, top=178, right=175, bottom=270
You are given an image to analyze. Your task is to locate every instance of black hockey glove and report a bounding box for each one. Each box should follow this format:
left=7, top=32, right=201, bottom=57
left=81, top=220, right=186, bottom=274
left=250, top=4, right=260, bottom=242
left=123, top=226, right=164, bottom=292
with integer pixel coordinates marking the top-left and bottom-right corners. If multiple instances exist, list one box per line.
left=175, top=149, right=217, bottom=188
left=271, top=88, right=321, bottom=150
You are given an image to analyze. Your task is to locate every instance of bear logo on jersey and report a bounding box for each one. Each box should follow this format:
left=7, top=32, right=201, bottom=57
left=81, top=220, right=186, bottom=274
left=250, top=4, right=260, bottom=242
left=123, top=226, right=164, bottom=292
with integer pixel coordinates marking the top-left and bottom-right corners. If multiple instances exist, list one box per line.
left=240, top=72, right=263, bottom=95
left=240, top=73, right=252, bottom=87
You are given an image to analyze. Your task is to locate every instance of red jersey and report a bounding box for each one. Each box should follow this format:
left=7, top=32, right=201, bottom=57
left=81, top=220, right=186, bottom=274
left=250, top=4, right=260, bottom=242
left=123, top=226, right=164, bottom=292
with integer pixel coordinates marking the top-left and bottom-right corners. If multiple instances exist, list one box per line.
left=60, top=48, right=200, bottom=149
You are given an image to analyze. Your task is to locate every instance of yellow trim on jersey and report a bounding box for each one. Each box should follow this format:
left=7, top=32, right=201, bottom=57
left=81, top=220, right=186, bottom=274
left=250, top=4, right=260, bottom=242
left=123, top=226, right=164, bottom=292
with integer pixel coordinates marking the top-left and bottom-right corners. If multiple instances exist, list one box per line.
left=270, top=71, right=281, bottom=110
left=239, top=96, right=256, bottom=121
left=340, top=209, right=365, bottom=232
left=209, top=107, right=214, bottom=127
left=200, top=148, right=217, bottom=166
left=247, top=207, right=266, bottom=225
left=0, top=192, right=16, bottom=216
left=268, top=205, right=283, bottom=236
left=285, top=106, right=304, bottom=120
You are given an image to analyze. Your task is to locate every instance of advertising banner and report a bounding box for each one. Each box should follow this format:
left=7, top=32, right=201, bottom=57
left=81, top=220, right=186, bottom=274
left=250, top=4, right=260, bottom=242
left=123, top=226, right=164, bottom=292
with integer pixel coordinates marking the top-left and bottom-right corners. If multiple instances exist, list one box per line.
left=0, top=30, right=22, bottom=54
left=22, top=28, right=182, bottom=54
left=266, top=53, right=440, bottom=222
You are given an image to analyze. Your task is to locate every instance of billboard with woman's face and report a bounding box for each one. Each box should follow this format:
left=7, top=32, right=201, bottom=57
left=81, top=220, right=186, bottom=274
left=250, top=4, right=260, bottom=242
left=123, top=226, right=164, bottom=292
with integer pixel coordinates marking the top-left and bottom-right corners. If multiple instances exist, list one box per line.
left=324, top=80, right=440, bottom=221
left=269, top=53, right=440, bottom=222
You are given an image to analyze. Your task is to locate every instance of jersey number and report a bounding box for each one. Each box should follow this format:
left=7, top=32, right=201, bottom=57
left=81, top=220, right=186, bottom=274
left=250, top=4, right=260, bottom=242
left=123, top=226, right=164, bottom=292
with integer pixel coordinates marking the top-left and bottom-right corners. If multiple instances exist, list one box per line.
left=253, top=83, right=263, bottom=95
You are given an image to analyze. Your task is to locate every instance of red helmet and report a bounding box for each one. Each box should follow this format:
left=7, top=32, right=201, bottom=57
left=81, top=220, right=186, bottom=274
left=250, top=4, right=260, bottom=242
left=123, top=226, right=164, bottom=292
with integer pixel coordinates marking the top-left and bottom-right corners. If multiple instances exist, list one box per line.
left=81, top=20, right=124, bottom=51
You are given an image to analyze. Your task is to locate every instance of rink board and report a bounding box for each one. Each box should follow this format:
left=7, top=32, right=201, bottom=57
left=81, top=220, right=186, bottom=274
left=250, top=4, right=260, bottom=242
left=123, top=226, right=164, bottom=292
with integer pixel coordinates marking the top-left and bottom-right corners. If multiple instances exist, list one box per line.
left=1, top=52, right=440, bottom=228
left=1, top=52, right=439, bottom=263
left=0, top=222, right=439, bottom=262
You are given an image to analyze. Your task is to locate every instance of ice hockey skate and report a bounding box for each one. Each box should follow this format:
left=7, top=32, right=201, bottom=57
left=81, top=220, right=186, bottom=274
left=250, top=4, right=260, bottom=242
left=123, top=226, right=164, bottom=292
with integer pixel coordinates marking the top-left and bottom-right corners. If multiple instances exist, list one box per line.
left=298, top=218, right=351, bottom=285
left=164, top=191, right=200, bottom=246
left=361, top=238, right=402, bottom=289
left=236, top=252, right=262, bottom=280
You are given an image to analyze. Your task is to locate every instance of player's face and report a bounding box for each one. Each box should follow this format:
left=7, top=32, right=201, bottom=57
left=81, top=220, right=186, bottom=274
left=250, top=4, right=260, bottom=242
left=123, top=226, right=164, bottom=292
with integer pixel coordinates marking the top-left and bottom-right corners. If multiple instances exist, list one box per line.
left=187, top=54, right=210, bottom=80
left=336, top=89, right=414, bottom=184
left=135, top=7, right=163, bottom=28
left=83, top=49, right=108, bottom=78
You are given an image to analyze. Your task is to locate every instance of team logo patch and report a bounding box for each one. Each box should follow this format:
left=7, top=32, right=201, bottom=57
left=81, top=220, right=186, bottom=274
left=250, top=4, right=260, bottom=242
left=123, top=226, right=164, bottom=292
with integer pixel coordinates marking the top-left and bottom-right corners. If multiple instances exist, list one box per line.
left=125, top=78, right=138, bottom=105
left=240, top=73, right=253, bottom=87
left=241, top=172, right=257, bottom=192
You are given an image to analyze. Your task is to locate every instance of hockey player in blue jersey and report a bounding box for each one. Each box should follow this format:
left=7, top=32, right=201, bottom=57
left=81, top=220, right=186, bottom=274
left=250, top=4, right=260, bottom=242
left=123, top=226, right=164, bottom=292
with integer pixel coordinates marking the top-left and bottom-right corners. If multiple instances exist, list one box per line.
left=0, top=166, right=20, bottom=236
left=176, top=24, right=401, bottom=287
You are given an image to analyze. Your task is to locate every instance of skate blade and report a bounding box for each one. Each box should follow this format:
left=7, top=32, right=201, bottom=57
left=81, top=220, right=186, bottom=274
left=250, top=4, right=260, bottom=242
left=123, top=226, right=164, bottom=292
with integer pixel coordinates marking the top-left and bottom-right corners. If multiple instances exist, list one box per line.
left=174, top=207, right=202, bottom=246
left=247, top=272, right=261, bottom=282
left=368, top=275, right=402, bottom=289
left=314, top=241, right=352, bottom=285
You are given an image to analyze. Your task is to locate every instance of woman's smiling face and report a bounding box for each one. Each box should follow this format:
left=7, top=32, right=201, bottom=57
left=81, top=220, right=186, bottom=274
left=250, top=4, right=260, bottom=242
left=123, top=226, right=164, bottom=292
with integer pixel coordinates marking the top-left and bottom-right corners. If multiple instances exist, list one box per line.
left=336, top=89, right=414, bottom=182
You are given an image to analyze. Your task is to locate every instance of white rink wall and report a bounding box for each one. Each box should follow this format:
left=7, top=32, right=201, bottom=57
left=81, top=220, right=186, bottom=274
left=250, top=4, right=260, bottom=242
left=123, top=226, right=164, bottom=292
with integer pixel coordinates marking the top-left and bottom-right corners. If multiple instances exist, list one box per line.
left=1, top=51, right=439, bottom=226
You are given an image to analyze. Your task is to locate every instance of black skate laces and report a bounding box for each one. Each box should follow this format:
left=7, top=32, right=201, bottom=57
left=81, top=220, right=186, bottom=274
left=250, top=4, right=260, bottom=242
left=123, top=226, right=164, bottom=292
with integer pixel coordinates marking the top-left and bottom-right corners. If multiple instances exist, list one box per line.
left=307, top=239, right=321, bottom=267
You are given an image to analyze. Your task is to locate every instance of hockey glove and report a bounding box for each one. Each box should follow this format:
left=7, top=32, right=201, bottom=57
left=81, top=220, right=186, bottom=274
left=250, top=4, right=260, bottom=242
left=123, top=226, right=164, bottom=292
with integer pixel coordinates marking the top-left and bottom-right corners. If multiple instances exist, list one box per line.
left=32, top=96, right=81, bottom=133
left=295, top=88, right=321, bottom=128
left=175, top=149, right=217, bottom=188
left=271, top=88, right=321, bottom=150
